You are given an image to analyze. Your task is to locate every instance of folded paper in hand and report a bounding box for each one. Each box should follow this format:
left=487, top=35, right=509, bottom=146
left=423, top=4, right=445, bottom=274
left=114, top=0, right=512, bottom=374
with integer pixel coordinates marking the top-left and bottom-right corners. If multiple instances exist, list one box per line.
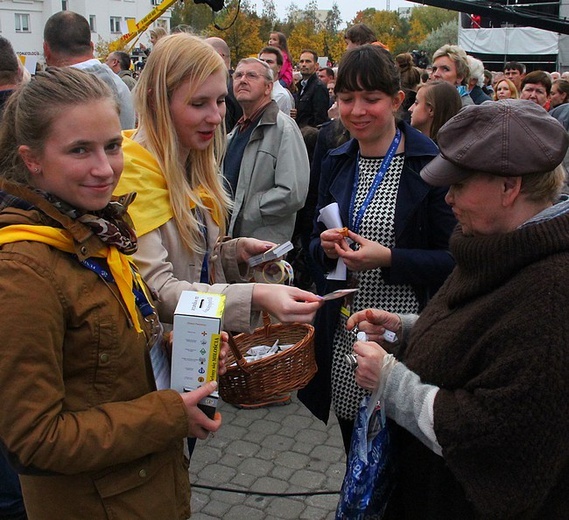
left=317, top=202, right=347, bottom=281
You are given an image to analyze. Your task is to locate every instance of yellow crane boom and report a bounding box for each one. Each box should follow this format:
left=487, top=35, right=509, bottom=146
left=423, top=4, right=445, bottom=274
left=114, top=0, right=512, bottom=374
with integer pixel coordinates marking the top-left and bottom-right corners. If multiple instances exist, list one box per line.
left=108, top=0, right=181, bottom=52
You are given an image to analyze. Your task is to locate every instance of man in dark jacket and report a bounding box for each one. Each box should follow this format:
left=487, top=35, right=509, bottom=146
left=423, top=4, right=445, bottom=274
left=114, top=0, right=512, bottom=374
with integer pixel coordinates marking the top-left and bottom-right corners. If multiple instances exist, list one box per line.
left=294, top=49, right=329, bottom=128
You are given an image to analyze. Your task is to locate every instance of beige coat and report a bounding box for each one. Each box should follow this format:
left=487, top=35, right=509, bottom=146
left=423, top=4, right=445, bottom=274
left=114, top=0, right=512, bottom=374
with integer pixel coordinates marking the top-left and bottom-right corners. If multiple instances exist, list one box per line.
left=0, top=182, right=191, bottom=519
left=133, top=212, right=260, bottom=332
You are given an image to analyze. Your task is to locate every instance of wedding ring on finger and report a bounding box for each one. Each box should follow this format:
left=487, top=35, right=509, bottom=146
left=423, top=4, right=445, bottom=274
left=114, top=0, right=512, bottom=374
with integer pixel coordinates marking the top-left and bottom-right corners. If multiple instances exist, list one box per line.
left=344, top=353, right=358, bottom=370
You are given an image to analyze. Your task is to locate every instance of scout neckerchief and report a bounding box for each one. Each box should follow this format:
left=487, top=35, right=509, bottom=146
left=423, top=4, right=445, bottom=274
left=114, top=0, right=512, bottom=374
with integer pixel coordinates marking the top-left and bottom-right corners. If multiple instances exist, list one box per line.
left=118, top=131, right=223, bottom=237
left=0, top=224, right=147, bottom=333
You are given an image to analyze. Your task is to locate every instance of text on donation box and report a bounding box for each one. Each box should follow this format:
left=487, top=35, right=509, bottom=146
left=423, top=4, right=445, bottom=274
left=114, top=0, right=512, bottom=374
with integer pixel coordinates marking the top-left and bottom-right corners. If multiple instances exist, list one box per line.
left=171, top=291, right=226, bottom=418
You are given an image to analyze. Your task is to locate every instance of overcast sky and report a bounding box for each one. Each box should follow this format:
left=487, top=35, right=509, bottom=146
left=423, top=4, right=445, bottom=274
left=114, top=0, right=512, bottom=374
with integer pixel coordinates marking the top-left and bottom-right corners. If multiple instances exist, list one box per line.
left=255, top=0, right=420, bottom=27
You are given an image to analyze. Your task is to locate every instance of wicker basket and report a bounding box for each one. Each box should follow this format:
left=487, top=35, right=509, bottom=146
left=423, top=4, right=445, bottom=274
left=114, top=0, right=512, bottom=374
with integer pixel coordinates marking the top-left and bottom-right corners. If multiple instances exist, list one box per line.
left=219, top=314, right=316, bottom=406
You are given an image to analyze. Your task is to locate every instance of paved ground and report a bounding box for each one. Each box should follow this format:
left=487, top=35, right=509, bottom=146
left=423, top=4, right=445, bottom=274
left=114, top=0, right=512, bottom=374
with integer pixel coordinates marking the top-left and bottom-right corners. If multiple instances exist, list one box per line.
left=189, top=392, right=346, bottom=519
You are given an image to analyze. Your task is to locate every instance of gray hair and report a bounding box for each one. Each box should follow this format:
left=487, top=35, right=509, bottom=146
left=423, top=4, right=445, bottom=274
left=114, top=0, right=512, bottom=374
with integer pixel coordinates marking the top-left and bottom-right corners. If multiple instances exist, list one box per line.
left=466, top=55, right=485, bottom=86
left=235, top=57, right=274, bottom=82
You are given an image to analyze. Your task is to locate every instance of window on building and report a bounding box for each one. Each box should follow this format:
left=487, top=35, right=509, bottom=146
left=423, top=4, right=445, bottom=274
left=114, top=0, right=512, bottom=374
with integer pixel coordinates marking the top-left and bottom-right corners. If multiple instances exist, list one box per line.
left=151, top=0, right=162, bottom=6
left=110, top=17, right=121, bottom=34
left=89, top=15, right=96, bottom=33
left=62, top=0, right=68, bottom=10
left=15, top=13, right=30, bottom=33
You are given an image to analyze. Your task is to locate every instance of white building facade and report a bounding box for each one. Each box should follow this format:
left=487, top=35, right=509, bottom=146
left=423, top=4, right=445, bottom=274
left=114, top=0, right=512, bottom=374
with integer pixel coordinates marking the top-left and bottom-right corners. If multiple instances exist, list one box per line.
left=0, top=0, right=172, bottom=60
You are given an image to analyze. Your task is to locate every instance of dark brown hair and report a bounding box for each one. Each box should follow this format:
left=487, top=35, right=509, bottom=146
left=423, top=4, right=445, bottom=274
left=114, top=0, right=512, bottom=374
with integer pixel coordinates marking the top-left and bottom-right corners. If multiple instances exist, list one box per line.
left=44, top=11, right=92, bottom=57
left=344, top=24, right=376, bottom=45
left=335, top=45, right=399, bottom=96
left=521, top=70, right=552, bottom=95
left=420, top=80, right=462, bottom=142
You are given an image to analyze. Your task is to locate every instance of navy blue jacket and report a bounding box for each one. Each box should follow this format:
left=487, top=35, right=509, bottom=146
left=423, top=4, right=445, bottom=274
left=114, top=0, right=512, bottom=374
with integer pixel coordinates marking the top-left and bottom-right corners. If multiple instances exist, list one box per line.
left=298, top=121, right=456, bottom=423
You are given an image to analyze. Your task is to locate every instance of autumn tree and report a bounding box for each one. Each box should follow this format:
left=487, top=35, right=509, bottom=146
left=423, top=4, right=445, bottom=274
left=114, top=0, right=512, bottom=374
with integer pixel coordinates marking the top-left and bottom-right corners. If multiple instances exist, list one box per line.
left=325, top=2, right=341, bottom=33
left=288, top=19, right=324, bottom=61
left=207, top=0, right=263, bottom=64
left=320, top=3, right=344, bottom=64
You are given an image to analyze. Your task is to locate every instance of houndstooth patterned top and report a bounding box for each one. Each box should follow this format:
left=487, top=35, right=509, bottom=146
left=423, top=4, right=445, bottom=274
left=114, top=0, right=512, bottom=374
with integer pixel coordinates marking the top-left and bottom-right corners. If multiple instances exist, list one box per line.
left=331, top=153, right=420, bottom=421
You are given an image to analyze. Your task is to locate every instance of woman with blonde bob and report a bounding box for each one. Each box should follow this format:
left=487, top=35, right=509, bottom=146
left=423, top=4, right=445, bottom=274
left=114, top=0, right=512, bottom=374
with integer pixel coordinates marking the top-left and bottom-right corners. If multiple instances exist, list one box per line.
left=115, top=33, right=320, bottom=338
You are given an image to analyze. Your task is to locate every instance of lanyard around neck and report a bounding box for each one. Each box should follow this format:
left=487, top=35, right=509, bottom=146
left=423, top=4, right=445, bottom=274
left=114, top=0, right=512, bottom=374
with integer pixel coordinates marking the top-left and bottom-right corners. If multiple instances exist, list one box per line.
left=195, top=207, right=210, bottom=284
left=349, top=128, right=401, bottom=234
left=81, top=257, right=154, bottom=319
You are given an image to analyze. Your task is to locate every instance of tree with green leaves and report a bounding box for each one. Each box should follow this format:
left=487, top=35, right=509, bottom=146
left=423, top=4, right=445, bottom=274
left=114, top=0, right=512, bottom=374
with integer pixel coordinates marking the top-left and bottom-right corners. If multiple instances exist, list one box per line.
left=259, top=0, right=278, bottom=40
left=325, top=2, right=342, bottom=34
left=419, top=19, right=459, bottom=57
left=408, top=6, right=457, bottom=48
left=170, top=2, right=216, bottom=35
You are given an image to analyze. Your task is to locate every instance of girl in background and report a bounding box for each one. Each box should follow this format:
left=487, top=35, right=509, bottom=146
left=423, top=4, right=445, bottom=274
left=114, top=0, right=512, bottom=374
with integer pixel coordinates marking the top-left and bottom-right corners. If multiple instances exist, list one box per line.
left=395, top=52, right=421, bottom=115
left=409, top=80, right=462, bottom=143
left=268, top=31, right=294, bottom=88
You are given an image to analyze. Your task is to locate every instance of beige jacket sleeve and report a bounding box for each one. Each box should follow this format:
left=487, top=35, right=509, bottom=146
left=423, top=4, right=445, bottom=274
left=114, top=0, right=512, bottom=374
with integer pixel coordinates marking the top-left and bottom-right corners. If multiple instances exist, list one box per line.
left=133, top=219, right=259, bottom=332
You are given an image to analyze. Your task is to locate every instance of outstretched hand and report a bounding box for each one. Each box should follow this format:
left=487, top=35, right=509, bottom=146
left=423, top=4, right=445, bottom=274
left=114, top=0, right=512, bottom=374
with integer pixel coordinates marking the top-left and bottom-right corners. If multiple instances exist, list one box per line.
left=252, top=284, right=323, bottom=323
left=218, top=331, right=230, bottom=376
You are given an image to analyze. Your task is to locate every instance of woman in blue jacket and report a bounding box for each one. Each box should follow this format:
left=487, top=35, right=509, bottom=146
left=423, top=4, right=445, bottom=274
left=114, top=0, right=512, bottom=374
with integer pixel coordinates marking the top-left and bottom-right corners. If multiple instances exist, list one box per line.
left=298, top=45, right=456, bottom=452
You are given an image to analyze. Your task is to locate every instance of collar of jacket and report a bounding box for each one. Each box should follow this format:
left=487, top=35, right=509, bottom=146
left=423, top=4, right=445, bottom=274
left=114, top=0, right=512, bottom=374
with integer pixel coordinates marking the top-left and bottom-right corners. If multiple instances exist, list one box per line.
left=230, top=100, right=280, bottom=143
left=296, top=73, right=317, bottom=90
left=0, top=180, right=107, bottom=262
left=328, top=120, right=439, bottom=160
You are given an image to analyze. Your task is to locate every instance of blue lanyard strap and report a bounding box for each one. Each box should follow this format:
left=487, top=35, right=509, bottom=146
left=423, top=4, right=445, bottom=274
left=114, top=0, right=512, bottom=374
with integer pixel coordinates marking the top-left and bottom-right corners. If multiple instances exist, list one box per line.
left=81, top=257, right=154, bottom=318
left=195, top=207, right=210, bottom=284
left=349, top=128, right=401, bottom=234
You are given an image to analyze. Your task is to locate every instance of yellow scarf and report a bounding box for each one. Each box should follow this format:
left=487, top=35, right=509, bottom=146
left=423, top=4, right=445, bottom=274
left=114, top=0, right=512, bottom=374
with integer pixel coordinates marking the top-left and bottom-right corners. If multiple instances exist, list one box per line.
left=116, top=131, right=222, bottom=237
left=0, top=225, right=144, bottom=333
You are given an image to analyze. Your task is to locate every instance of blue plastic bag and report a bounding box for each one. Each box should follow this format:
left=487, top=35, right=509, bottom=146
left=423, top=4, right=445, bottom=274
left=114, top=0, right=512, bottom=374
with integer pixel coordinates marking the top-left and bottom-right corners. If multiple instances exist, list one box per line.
left=336, top=384, right=395, bottom=519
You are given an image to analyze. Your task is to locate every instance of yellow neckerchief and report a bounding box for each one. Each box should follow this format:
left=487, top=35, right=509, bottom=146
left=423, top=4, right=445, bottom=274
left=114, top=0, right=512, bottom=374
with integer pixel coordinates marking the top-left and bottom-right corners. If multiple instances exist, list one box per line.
left=116, top=131, right=222, bottom=237
left=0, top=224, right=144, bottom=333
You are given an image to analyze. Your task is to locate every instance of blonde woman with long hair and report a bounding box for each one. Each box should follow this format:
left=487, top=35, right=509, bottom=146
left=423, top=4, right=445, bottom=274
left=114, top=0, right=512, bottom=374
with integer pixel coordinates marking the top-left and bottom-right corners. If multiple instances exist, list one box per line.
left=115, top=33, right=321, bottom=335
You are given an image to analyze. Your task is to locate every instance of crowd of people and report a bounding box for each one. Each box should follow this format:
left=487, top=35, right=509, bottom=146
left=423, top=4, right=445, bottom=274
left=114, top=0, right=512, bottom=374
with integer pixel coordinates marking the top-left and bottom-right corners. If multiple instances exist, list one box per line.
left=0, top=11, right=568, bottom=520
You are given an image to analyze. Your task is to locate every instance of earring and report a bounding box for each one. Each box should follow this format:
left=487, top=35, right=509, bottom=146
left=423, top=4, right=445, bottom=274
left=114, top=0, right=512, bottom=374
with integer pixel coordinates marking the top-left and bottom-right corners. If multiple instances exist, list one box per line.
left=34, top=168, right=39, bottom=173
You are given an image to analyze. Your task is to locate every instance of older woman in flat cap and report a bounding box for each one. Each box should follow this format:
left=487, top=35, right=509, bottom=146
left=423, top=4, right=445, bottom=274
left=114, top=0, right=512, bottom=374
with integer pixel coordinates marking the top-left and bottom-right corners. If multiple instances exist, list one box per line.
left=346, top=99, right=569, bottom=519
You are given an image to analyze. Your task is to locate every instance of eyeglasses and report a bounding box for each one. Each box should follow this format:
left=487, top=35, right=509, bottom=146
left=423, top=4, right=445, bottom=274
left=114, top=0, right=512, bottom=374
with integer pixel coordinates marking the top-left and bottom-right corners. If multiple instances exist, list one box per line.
left=234, top=70, right=265, bottom=81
